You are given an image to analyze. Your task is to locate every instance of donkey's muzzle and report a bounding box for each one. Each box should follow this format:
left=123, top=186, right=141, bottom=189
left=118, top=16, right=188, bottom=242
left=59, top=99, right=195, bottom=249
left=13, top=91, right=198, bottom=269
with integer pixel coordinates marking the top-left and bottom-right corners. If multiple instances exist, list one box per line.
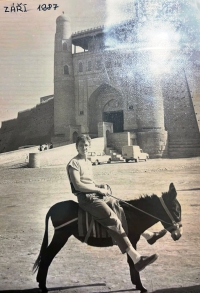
left=171, top=226, right=183, bottom=241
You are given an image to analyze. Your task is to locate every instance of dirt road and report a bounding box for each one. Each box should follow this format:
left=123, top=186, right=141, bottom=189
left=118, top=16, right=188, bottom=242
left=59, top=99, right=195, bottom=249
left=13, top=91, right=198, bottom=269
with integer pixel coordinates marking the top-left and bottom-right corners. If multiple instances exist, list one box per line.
left=0, top=157, right=200, bottom=293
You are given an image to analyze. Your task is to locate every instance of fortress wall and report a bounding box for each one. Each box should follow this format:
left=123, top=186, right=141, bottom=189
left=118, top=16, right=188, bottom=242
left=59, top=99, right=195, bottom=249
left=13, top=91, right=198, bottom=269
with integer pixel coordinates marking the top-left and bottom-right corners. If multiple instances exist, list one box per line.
left=123, top=83, right=138, bottom=131
left=186, top=64, right=200, bottom=132
left=107, top=132, right=130, bottom=153
left=0, top=98, right=54, bottom=152
left=0, top=118, right=17, bottom=153
left=0, top=131, right=14, bottom=153
left=31, top=99, right=54, bottom=137
left=163, top=69, right=199, bottom=139
left=1, top=118, right=17, bottom=130
left=18, top=109, right=32, bottom=119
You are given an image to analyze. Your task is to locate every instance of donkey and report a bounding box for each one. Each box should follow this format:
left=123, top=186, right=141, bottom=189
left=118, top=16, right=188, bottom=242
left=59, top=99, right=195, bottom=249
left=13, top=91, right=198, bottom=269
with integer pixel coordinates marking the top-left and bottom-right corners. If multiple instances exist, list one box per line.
left=33, top=183, right=182, bottom=293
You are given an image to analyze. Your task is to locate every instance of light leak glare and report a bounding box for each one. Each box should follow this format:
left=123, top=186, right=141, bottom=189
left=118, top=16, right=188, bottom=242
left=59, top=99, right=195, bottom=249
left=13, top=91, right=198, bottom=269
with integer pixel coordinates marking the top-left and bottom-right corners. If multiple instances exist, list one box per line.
left=137, top=23, right=181, bottom=74
left=104, top=0, right=199, bottom=76
left=105, top=0, right=136, bottom=26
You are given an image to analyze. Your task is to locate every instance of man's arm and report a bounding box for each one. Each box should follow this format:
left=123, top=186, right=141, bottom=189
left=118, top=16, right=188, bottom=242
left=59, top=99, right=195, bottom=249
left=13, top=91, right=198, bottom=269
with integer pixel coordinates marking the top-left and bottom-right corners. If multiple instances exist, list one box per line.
left=68, top=166, right=108, bottom=195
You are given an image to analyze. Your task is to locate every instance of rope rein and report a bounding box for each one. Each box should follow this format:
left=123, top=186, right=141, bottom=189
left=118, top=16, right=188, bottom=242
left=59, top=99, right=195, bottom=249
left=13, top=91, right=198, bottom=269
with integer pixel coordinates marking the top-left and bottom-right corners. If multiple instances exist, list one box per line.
left=106, top=185, right=179, bottom=228
left=109, top=194, right=173, bottom=225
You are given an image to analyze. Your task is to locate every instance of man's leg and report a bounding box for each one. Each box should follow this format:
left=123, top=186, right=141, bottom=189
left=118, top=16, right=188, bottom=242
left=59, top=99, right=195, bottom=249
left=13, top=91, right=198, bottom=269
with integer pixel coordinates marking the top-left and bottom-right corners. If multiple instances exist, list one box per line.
left=77, top=193, right=158, bottom=271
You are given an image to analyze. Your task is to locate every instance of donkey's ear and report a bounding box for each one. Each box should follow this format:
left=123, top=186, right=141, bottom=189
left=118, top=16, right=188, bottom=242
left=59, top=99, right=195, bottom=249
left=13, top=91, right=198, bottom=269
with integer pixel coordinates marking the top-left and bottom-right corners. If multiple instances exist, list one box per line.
left=169, top=183, right=177, bottom=199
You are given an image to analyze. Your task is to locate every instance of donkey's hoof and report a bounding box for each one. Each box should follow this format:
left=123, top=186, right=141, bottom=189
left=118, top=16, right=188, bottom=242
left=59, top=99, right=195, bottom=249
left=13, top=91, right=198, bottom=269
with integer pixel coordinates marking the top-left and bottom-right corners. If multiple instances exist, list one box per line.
left=136, top=285, right=148, bottom=293
left=39, top=283, right=48, bottom=293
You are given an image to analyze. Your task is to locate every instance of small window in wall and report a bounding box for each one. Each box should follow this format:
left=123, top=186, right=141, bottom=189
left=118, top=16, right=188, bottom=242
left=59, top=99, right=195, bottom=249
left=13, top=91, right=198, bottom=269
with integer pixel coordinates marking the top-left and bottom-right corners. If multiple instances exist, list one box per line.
left=87, top=60, right=92, bottom=71
left=64, top=65, right=69, bottom=75
left=62, top=40, right=67, bottom=51
left=80, top=111, right=84, bottom=115
left=79, top=62, right=83, bottom=72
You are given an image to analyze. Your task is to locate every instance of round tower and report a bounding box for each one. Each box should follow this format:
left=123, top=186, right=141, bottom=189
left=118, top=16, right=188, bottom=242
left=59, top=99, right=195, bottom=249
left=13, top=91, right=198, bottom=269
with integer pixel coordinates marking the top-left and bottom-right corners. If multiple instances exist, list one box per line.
left=136, top=70, right=168, bottom=158
left=54, top=13, right=75, bottom=140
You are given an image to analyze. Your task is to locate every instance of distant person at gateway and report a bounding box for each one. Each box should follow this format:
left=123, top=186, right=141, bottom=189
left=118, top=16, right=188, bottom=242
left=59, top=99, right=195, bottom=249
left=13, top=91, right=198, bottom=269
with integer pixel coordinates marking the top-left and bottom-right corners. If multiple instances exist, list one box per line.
left=66, top=134, right=166, bottom=272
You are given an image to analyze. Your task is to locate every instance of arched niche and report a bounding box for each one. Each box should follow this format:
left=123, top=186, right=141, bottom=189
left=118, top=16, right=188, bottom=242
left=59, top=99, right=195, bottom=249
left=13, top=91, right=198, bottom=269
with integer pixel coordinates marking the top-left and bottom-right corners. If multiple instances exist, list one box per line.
left=88, top=84, right=124, bottom=135
left=72, top=131, right=78, bottom=143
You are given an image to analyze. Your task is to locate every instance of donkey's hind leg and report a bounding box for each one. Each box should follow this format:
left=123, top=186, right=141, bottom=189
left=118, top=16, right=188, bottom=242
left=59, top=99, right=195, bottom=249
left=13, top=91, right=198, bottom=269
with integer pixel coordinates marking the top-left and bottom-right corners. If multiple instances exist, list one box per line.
left=37, top=229, right=71, bottom=292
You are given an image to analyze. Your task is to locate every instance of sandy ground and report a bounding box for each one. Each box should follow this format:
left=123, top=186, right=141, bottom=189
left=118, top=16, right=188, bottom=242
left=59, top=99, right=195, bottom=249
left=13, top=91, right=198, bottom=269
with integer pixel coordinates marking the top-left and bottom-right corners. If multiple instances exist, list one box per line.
left=0, top=157, right=200, bottom=293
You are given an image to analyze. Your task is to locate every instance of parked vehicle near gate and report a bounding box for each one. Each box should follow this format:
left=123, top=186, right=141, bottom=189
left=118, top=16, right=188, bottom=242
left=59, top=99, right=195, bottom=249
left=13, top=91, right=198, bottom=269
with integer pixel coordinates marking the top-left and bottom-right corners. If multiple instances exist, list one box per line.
left=87, top=151, right=112, bottom=165
left=122, top=145, right=149, bottom=162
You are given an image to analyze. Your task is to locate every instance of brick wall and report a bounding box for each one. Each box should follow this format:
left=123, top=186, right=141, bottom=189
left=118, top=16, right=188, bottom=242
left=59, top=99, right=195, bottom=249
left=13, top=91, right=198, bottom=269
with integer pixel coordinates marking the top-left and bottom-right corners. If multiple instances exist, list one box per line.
left=0, top=98, right=54, bottom=152
left=0, top=118, right=17, bottom=153
left=107, top=132, right=130, bottom=153
left=186, top=63, right=200, bottom=132
left=163, top=69, right=199, bottom=139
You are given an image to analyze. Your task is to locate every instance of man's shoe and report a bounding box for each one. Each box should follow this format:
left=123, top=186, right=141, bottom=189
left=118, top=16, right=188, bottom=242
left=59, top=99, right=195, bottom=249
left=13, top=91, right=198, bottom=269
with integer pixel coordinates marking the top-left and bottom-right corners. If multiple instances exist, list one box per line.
left=135, top=254, right=158, bottom=272
left=147, top=229, right=167, bottom=245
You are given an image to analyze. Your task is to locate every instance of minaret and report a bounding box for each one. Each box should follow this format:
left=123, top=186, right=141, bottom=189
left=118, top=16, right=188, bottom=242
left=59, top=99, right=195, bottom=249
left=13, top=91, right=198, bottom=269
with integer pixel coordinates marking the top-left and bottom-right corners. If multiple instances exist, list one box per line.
left=54, top=12, right=75, bottom=139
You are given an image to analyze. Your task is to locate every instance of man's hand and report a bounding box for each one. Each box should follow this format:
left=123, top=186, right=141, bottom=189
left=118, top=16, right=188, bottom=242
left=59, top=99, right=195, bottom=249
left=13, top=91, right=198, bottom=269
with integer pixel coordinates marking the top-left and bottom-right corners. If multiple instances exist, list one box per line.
left=100, top=184, right=107, bottom=189
left=98, top=184, right=112, bottom=196
left=98, top=186, right=109, bottom=196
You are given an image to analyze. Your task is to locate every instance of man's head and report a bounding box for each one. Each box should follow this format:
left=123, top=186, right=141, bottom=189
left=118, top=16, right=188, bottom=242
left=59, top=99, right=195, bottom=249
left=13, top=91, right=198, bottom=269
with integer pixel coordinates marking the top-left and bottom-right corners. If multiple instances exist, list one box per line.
left=76, top=135, right=91, bottom=156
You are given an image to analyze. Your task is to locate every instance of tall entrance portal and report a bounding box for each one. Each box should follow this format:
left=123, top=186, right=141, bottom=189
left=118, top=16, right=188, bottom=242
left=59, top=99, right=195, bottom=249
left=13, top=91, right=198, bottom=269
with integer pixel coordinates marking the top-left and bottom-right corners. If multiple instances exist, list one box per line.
left=103, top=110, right=124, bottom=133
left=88, top=84, right=125, bottom=135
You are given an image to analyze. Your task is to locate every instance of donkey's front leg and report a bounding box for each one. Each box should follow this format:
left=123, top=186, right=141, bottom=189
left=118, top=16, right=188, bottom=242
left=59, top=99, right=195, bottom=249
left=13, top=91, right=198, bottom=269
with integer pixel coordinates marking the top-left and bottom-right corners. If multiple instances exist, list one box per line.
left=127, top=255, right=147, bottom=293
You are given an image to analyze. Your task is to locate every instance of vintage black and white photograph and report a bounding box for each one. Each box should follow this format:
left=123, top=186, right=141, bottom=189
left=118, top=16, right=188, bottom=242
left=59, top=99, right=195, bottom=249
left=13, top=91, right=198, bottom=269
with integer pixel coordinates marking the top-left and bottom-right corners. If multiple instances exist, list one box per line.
left=0, top=0, right=200, bottom=292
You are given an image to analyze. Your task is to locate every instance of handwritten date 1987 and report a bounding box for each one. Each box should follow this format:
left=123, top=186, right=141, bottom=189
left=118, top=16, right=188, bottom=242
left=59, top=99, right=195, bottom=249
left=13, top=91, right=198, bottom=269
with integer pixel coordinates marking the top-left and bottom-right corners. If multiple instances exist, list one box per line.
left=37, top=4, right=59, bottom=11
left=4, top=3, right=59, bottom=12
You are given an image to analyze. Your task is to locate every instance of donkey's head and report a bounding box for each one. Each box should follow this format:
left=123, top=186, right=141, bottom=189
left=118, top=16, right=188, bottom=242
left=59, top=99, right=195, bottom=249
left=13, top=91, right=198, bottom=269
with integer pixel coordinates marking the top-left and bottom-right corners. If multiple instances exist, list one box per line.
left=160, top=183, right=182, bottom=241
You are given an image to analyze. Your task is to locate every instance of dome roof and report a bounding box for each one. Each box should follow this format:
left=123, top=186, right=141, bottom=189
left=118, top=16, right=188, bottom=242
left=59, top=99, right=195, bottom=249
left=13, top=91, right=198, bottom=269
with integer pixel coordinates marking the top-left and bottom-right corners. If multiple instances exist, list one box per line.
left=56, top=13, right=70, bottom=23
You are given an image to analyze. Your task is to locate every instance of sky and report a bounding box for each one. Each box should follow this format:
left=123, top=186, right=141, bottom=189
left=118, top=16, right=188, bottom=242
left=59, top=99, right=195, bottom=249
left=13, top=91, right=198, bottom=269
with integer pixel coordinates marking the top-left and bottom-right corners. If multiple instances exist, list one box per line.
left=1, top=0, right=200, bottom=126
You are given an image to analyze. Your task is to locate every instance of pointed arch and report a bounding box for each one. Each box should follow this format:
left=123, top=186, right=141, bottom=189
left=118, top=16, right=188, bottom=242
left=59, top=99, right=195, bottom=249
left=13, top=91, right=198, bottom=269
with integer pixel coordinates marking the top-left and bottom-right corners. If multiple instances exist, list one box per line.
left=64, top=65, right=69, bottom=75
left=88, top=84, right=124, bottom=135
left=72, top=131, right=78, bottom=143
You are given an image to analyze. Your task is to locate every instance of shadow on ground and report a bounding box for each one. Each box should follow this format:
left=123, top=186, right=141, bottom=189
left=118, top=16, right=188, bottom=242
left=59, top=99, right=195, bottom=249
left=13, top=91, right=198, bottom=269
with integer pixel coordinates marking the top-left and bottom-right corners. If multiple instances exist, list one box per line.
left=0, top=283, right=106, bottom=293
left=177, top=188, right=200, bottom=191
left=1, top=285, right=200, bottom=293
left=93, top=285, right=200, bottom=293
left=151, top=285, right=200, bottom=293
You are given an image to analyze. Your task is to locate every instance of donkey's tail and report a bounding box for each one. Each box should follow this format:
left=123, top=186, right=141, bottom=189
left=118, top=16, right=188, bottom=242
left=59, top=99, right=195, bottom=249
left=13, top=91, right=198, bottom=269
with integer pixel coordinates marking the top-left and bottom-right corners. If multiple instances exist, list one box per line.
left=32, top=210, right=51, bottom=273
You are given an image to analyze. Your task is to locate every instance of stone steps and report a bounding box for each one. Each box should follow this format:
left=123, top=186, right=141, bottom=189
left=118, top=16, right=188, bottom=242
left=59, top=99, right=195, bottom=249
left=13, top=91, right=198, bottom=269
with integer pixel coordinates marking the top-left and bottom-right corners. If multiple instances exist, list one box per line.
left=169, top=144, right=200, bottom=148
left=169, top=139, right=200, bottom=145
left=168, top=138, right=200, bottom=158
left=169, top=152, right=200, bottom=158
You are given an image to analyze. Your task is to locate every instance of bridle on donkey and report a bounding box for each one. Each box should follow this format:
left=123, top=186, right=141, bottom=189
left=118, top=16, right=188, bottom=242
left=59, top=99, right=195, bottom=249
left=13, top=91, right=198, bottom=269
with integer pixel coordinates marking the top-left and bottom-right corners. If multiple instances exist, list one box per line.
left=106, top=185, right=182, bottom=232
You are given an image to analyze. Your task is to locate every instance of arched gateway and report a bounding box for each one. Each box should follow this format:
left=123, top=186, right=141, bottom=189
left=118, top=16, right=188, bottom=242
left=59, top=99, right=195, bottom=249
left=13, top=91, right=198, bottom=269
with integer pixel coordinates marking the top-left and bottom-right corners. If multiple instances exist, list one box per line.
left=88, top=84, right=125, bottom=136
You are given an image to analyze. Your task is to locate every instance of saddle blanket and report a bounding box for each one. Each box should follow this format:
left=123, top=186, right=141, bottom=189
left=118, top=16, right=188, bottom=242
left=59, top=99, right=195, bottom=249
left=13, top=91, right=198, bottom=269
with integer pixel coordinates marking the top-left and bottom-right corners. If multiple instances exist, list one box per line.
left=78, top=201, right=128, bottom=239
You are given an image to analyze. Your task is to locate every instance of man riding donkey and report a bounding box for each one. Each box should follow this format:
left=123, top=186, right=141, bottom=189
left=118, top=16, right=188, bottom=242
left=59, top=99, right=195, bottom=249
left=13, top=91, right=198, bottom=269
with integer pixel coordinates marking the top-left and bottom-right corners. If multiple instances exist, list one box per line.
left=67, top=134, right=167, bottom=272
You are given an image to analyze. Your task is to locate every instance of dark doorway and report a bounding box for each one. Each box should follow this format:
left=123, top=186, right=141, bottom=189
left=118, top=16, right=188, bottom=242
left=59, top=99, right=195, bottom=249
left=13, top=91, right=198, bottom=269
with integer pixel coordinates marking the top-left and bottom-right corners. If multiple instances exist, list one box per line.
left=103, top=110, right=124, bottom=133
left=72, top=131, right=78, bottom=143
